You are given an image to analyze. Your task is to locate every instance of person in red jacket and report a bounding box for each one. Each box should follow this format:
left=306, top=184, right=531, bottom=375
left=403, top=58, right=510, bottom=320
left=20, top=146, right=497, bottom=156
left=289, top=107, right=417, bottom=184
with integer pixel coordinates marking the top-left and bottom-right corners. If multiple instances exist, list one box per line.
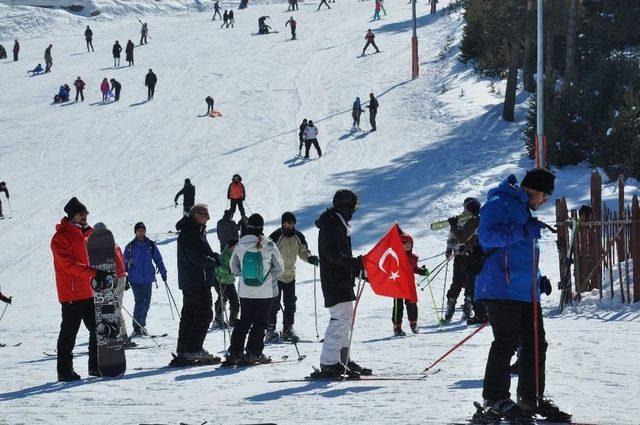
left=227, top=174, right=246, bottom=219
left=392, top=233, right=428, bottom=336
left=51, top=197, right=110, bottom=381
left=362, top=29, right=380, bottom=56
left=285, top=16, right=297, bottom=40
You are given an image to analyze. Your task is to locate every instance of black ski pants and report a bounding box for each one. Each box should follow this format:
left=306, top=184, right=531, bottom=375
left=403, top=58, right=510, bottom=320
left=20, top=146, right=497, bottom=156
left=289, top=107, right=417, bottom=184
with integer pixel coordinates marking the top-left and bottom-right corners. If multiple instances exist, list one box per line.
left=140, top=34, right=148, bottom=45
left=369, top=110, right=377, bottom=131
left=207, top=103, right=214, bottom=115
left=291, top=27, right=296, bottom=39
left=483, top=300, right=547, bottom=403
left=177, top=286, right=213, bottom=353
left=269, top=280, right=296, bottom=330
left=114, top=87, right=121, bottom=101
left=446, top=256, right=470, bottom=300
left=392, top=298, right=417, bottom=326
left=213, top=10, right=222, bottom=19
left=353, top=111, right=362, bottom=128
left=317, top=0, right=330, bottom=10
left=304, top=139, right=322, bottom=158
left=362, top=40, right=379, bottom=55
left=229, top=199, right=246, bottom=218
left=75, top=88, right=84, bottom=102
left=57, top=298, right=97, bottom=375
left=13, top=51, right=18, bottom=61
left=86, top=39, right=94, bottom=52
left=229, top=297, right=273, bottom=356
left=213, top=281, right=240, bottom=320
left=298, top=134, right=304, bottom=151
left=147, top=84, right=155, bottom=100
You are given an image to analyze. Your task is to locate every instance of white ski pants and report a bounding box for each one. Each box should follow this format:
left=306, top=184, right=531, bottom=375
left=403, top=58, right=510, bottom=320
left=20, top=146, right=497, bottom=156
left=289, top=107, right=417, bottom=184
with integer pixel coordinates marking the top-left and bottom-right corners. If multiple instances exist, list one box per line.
left=319, top=301, right=353, bottom=365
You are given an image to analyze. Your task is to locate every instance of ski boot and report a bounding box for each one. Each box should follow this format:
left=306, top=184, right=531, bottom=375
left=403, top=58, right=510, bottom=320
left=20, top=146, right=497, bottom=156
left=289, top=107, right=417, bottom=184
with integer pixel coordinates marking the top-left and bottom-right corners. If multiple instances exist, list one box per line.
left=58, top=370, right=81, bottom=382
left=124, top=338, right=138, bottom=349
left=281, top=328, right=300, bottom=343
left=466, top=315, right=485, bottom=326
left=483, top=398, right=527, bottom=420
left=443, top=298, right=456, bottom=322
left=346, top=360, right=372, bottom=376
left=393, top=325, right=406, bottom=337
left=246, top=352, right=272, bottom=365
left=462, top=296, right=473, bottom=321
left=88, top=368, right=101, bottom=378
left=184, top=349, right=221, bottom=363
left=311, top=363, right=359, bottom=379
left=222, top=350, right=244, bottom=367
left=264, top=327, right=282, bottom=344
left=519, top=397, right=572, bottom=423
left=410, top=321, right=419, bottom=334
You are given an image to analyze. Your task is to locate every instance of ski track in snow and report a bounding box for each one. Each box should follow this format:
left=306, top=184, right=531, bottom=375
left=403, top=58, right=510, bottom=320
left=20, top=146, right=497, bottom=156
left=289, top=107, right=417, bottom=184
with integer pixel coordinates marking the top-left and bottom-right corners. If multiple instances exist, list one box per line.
left=1, top=1, right=639, bottom=424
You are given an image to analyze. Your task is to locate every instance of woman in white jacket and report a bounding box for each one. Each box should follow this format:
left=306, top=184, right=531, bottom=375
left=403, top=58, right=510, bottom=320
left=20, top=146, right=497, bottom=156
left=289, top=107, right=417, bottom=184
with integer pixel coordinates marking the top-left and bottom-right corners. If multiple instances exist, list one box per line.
left=226, top=213, right=284, bottom=365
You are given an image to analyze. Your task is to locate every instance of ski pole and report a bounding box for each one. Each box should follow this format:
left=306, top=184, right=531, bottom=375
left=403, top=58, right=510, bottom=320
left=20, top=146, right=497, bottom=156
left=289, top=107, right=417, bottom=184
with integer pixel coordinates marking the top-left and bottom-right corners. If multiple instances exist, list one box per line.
left=532, top=238, right=541, bottom=402
left=423, top=279, right=443, bottom=327
left=419, top=256, right=452, bottom=291
left=342, top=272, right=365, bottom=376
left=165, top=281, right=181, bottom=318
left=164, top=282, right=175, bottom=322
left=421, top=320, right=489, bottom=373
left=440, top=257, right=451, bottom=318
left=313, top=265, right=319, bottom=341
left=120, top=305, right=162, bottom=347
left=0, top=303, right=9, bottom=322
left=219, top=283, right=232, bottom=351
left=7, top=198, right=12, bottom=218
left=244, top=199, right=254, bottom=215
left=418, top=251, right=447, bottom=263
left=277, top=302, right=306, bottom=361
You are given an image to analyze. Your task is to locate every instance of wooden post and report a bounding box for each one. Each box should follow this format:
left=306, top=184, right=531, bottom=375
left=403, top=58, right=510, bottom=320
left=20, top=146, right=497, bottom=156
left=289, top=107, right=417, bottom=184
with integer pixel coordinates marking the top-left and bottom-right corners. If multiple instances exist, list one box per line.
left=632, top=195, right=640, bottom=303
left=556, top=198, right=570, bottom=309
left=617, top=176, right=626, bottom=261
left=590, top=172, right=603, bottom=291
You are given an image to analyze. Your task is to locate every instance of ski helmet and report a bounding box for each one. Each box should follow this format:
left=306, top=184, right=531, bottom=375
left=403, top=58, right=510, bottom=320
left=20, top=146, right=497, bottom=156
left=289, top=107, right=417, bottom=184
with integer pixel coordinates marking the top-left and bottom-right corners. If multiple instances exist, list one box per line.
left=333, top=189, right=359, bottom=221
left=463, top=197, right=481, bottom=215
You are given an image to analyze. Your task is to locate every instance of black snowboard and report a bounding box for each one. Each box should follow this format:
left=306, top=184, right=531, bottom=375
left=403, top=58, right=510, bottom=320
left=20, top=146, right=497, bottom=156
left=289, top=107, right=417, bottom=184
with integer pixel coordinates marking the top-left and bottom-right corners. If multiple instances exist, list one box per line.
left=88, top=229, right=126, bottom=378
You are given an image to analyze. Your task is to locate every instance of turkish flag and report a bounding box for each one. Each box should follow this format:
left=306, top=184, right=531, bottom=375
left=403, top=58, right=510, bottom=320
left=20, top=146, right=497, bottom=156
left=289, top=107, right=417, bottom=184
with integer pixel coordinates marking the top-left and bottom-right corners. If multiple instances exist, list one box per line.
left=362, top=224, right=418, bottom=303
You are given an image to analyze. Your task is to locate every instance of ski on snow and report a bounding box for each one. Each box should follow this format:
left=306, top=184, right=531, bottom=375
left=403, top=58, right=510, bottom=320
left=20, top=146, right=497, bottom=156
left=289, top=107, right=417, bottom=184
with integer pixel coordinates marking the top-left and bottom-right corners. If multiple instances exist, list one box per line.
left=0, top=342, right=21, bottom=347
left=468, top=401, right=591, bottom=425
left=268, top=368, right=440, bottom=383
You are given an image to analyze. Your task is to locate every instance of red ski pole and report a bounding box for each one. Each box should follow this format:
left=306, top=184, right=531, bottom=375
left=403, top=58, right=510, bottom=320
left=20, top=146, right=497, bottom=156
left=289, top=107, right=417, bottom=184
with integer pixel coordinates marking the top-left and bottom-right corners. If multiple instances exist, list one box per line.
left=421, top=320, right=489, bottom=373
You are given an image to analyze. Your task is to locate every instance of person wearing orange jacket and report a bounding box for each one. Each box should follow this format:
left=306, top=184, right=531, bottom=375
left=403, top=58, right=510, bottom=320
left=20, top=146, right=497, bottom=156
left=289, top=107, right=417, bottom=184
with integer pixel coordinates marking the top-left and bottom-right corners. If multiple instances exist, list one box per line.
left=392, top=233, right=428, bottom=336
left=51, top=197, right=112, bottom=381
left=227, top=174, right=246, bottom=219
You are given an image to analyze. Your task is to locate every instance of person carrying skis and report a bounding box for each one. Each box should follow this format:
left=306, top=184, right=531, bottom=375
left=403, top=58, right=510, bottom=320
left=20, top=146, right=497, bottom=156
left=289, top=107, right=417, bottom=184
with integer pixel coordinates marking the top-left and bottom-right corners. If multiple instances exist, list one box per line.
left=225, top=213, right=284, bottom=365
left=174, top=178, right=196, bottom=216
left=145, top=68, right=157, bottom=100
left=373, top=0, right=382, bottom=21
left=362, top=29, right=379, bottom=56
left=100, top=78, right=110, bottom=102
left=285, top=16, right=297, bottom=40
left=475, top=168, right=569, bottom=422
left=206, top=96, right=215, bottom=115
left=124, top=222, right=168, bottom=337
left=110, top=78, right=121, bottom=101
left=303, top=120, right=322, bottom=159
left=74, top=76, right=85, bottom=102
left=228, top=10, right=235, bottom=28
left=0, top=182, right=8, bottom=218
left=44, top=44, right=53, bottom=73
left=221, top=11, right=230, bottom=29
left=85, top=25, right=94, bottom=52
left=13, top=39, right=19, bottom=61
left=125, top=40, right=134, bottom=66
left=213, top=238, right=241, bottom=328
left=298, top=118, right=308, bottom=155
left=112, top=41, right=122, bottom=67
left=212, top=1, right=222, bottom=20
left=174, top=204, right=220, bottom=363
left=392, top=233, right=428, bottom=336
left=317, top=0, right=331, bottom=10
left=51, top=197, right=105, bottom=381
left=314, top=190, right=371, bottom=378
left=227, top=174, right=246, bottom=219
left=140, top=22, right=148, bottom=45
left=351, top=97, right=364, bottom=131
left=265, top=212, right=319, bottom=343
left=216, top=209, right=239, bottom=251
left=367, top=93, right=379, bottom=131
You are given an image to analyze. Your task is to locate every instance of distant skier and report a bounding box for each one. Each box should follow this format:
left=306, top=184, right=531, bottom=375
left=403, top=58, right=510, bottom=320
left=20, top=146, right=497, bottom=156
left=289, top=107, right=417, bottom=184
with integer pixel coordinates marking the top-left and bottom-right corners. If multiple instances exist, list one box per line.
left=317, top=0, right=331, bottom=10
left=125, top=40, right=134, bottom=66
left=291, top=0, right=299, bottom=10
left=239, top=0, right=248, bottom=9
left=110, top=78, right=121, bottom=101
left=145, top=68, right=157, bottom=100
left=303, top=120, right=322, bottom=159
left=212, top=1, right=222, bottom=20
left=228, top=10, right=235, bottom=28
left=0, top=182, right=8, bottom=219
left=285, top=16, right=297, bottom=40
left=206, top=96, right=214, bottom=115
left=74, top=76, right=85, bottom=102
left=112, top=40, right=122, bottom=67
left=13, top=40, right=19, bottom=61
left=392, top=233, right=428, bottom=336
left=227, top=174, right=246, bottom=219
left=221, top=11, right=230, bottom=29
left=139, top=21, right=149, bottom=45
left=361, top=29, right=380, bottom=56
left=85, top=25, right=94, bottom=52
left=372, top=0, right=381, bottom=20
left=27, top=64, right=44, bottom=76
left=367, top=92, right=379, bottom=131
left=216, top=209, right=239, bottom=251
left=174, top=178, right=196, bottom=216
left=100, top=78, right=110, bottom=102
left=287, top=0, right=294, bottom=11
left=53, top=84, right=70, bottom=103
left=44, top=44, right=53, bottom=73
left=258, top=16, right=271, bottom=34
left=351, top=97, right=364, bottom=131
left=298, top=118, right=307, bottom=155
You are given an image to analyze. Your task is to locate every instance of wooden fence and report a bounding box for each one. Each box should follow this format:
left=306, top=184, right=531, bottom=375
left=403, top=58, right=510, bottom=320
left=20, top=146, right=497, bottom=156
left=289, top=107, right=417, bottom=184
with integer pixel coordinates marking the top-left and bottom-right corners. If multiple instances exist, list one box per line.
left=555, top=172, right=640, bottom=312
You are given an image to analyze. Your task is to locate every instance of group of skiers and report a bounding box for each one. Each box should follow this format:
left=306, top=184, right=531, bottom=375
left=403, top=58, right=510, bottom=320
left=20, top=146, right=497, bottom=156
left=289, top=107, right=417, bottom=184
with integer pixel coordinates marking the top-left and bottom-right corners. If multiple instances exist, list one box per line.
left=0, top=40, right=19, bottom=61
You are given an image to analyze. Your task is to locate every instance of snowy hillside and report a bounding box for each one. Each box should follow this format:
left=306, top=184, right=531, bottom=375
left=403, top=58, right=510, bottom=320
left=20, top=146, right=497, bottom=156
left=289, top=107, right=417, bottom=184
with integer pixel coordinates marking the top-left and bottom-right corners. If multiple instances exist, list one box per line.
left=0, top=0, right=639, bottom=423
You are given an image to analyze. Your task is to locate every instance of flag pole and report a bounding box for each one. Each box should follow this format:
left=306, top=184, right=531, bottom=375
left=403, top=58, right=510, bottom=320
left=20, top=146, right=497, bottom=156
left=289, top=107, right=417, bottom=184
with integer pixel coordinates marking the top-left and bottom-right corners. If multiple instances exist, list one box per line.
left=343, top=271, right=366, bottom=377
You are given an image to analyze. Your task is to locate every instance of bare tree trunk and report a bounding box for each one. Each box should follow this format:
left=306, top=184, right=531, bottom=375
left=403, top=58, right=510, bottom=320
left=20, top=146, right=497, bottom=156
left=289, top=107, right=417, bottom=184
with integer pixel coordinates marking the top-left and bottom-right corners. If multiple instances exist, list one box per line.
left=430, top=0, right=437, bottom=14
left=503, top=39, right=520, bottom=122
left=522, top=0, right=535, bottom=92
left=564, top=0, right=578, bottom=91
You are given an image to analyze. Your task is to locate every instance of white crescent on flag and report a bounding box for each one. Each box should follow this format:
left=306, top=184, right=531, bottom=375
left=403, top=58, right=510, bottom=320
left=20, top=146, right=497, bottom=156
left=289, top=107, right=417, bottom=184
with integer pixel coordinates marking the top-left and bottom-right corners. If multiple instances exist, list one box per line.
left=378, top=247, right=399, bottom=274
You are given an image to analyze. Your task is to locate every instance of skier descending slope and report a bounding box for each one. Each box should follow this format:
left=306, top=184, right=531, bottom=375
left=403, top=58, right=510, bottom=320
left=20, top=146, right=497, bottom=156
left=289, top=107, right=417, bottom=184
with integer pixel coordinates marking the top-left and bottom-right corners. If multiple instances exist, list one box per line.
left=475, top=168, right=570, bottom=422
left=313, top=190, right=371, bottom=378
left=361, top=30, right=380, bottom=56
left=174, top=178, right=195, bottom=216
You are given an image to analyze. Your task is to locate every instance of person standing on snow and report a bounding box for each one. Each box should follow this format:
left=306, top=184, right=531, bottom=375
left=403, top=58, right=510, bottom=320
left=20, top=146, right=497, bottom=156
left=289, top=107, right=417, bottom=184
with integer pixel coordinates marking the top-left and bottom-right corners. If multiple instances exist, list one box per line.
left=145, top=68, right=157, bottom=100
left=317, top=0, right=331, bottom=10
left=361, top=29, right=380, bottom=56
left=298, top=118, right=308, bottom=155
left=205, top=96, right=215, bottom=115
left=265, top=212, right=319, bottom=343
left=125, top=40, right=134, bottom=66
left=314, top=189, right=371, bottom=378
left=212, top=1, right=222, bottom=20
left=85, top=26, right=94, bottom=52
left=110, top=78, right=121, bottom=101
left=351, top=97, right=364, bottom=131
left=228, top=10, right=235, bottom=28
left=373, top=0, right=382, bottom=20
left=391, top=233, right=428, bottom=336
left=174, top=178, right=196, bottom=216
left=216, top=209, right=239, bottom=252
left=285, top=16, right=297, bottom=40
left=213, top=238, right=241, bottom=328
left=44, top=44, right=53, bottom=73
left=124, top=222, right=168, bottom=337
left=174, top=204, right=221, bottom=363
left=74, top=76, right=85, bottom=102
left=140, top=22, right=149, bottom=45
left=112, top=40, right=122, bottom=68
left=475, top=168, right=570, bottom=422
left=221, top=11, right=230, bottom=29
left=13, top=40, right=19, bottom=61
left=0, top=182, right=9, bottom=219
left=225, top=213, right=284, bottom=365
left=100, top=78, right=110, bottom=102
left=303, top=120, right=322, bottom=159
left=227, top=174, right=247, bottom=219
left=367, top=92, right=379, bottom=131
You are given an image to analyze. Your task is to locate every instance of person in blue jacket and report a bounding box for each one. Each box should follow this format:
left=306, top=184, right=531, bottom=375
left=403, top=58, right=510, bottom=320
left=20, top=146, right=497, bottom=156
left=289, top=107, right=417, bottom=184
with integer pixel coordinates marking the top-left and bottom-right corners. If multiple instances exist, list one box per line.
left=124, top=222, right=167, bottom=336
left=475, top=168, right=569, bottom=422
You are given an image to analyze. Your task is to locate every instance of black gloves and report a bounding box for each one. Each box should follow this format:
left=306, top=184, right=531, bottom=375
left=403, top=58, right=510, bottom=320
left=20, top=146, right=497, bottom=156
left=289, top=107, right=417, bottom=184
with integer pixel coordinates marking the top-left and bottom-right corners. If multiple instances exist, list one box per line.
left=447, top=216, right=458, bottom=228
left=446, top=248, right=453, bottom=258
left=125, top=278, right=131, bottom=291
left=308, top=255, right=319, bottom=266
left=417, top=265, right=429, bottom=276
left=524, top=218, right=545, bottom=239
left=352, top=255, right=364, bottom=276
left=539, top=275, right=552, bottom=296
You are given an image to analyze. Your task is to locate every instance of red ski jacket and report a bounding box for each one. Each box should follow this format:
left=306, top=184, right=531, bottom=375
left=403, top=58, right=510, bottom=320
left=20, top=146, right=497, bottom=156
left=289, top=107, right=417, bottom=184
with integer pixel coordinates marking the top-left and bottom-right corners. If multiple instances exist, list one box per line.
left=115, top=245, right=126, bottom=278
left=51, top=218, right=96, bottom=303
left=228, top=182, right=246, bottom=200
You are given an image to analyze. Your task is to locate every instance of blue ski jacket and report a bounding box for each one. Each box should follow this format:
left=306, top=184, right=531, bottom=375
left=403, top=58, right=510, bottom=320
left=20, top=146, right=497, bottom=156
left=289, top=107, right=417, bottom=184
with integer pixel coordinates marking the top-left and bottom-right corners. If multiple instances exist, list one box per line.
left=124, top=237, right=167, bottom=285
left=474, top=175, right=541, bottom=303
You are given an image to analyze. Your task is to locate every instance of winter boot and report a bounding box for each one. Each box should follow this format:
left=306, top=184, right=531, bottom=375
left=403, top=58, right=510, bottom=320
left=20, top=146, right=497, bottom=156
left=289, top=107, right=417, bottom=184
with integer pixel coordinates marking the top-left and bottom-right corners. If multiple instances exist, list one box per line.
left=246, top=352, right=272, bottom=364
left=462, top=296, right=473, bottom=320
left=184, top=349, right=221, bottom=363
left=347, top=360, right=372, bottom=376
left=88, top=368, right=101, bottom=378
left=466, top=315, right=485, bottom=326
left=318, top=363, right=349, bottom=377
left=393, top=326, right=406, bottom=337
left=58, top=370, right=81, bottom=382
left=281, top=328, right=300, bottom=343
left=484, top=398, right=527, bottom=419
left=264, top=326, right=282, bottom=343
left=518, top=397, right=571, bottom=422
left=444, top=298, right=456, bottom=322
left=410, top=321, right=419, bottom=334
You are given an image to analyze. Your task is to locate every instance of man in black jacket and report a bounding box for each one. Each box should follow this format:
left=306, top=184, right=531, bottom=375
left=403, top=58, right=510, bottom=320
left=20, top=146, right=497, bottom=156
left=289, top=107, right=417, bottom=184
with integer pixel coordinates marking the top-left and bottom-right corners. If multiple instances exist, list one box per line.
left=84, top=26, right=94, bottom=52
left=0, top=181, right=8, bottom=218
left=110, top=78, right=121, bottom=101
left=367, top=93, right=379, bottom=132
left=145, top=68, right=157, bottom=100
left=216, top=210, right=239, bottom=251
left=315, top=189, right=371, bottom=377
left=298, top=118, right=307, bottom=156
left=175, top=204, right=220, bottom=363
left=174, top=178, right=195, bottom=216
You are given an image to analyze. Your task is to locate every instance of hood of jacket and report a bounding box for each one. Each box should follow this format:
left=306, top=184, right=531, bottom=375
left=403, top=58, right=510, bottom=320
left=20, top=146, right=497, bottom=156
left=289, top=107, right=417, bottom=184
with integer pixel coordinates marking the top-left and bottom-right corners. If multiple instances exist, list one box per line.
left=176, top=215, right=204, bottom=233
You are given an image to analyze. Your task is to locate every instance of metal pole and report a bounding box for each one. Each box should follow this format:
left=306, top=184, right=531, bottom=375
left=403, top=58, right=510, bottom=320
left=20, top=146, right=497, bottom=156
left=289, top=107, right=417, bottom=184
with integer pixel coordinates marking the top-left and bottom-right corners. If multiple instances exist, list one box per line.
left=411, top=0, right=419, bottom=79
left=536, top=0, right=544, bottom=167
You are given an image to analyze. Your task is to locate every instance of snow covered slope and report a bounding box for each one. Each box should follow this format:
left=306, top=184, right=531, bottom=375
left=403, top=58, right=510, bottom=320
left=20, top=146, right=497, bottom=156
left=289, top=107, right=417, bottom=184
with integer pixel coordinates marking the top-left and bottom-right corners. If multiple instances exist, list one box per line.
left=0, top=0, right=638, bottom=423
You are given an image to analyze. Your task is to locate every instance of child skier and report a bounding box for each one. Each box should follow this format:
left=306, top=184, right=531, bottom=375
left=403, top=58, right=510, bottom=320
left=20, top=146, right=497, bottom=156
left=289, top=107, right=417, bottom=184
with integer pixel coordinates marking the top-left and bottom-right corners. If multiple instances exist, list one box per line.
left=227, top=174, right=246, bottom=219
left=213, top=238, right=240, bottom=328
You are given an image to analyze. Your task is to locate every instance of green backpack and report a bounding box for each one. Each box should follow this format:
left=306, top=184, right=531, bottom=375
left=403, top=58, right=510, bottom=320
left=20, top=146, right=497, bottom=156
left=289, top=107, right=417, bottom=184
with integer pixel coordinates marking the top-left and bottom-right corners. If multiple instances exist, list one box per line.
left=242, top=251, right=266, bottom=286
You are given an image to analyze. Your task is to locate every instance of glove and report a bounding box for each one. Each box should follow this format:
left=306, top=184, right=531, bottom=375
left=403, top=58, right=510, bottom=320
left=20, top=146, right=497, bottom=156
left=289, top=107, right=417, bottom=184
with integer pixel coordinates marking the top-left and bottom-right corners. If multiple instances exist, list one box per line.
left=539, top=275, right=552, bottom=296
left=162, top=275, right=167, bottom=283
left=352, top=255, right=364, bottom=277
left=523, top=218, right=545, bottom=239
left=125, top=278, right=131, bottom=291
left=308, top=255, right=319, bottom=266
left=446, top=248, right=453, bottom=258
left=417, top=265, right=429, bottom=276
left=447, top=216, right=458, bottom=228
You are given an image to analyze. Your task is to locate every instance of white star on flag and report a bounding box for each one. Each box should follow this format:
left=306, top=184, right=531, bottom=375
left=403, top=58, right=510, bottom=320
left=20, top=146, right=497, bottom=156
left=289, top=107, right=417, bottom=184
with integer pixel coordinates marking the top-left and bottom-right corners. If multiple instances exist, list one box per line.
left=389, top=271, right=400, bottom=281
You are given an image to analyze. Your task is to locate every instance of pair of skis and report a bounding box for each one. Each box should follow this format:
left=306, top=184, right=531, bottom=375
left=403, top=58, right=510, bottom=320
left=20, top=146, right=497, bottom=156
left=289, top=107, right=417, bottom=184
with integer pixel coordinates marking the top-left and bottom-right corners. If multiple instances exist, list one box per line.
left=268, top=367, right=441, bottom=383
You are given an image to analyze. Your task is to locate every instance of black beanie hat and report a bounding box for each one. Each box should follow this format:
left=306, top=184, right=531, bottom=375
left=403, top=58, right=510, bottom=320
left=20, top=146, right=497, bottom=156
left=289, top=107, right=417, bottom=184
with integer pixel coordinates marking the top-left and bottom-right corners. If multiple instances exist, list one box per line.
left=134, top=222, right=146, bottom=233
left=247, top=213, right=264, bottom=229
left=521, top=167, right=555, bottom=194
left=281, top=211, right=296, bottom=225
left=64, top=197, right=88, bottom=218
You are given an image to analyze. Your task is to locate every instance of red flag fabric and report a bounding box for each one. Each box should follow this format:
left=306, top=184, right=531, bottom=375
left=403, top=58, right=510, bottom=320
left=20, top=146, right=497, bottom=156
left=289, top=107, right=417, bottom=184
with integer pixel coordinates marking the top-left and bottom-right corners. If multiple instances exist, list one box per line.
left=362, top=224, right=418, bottom=303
